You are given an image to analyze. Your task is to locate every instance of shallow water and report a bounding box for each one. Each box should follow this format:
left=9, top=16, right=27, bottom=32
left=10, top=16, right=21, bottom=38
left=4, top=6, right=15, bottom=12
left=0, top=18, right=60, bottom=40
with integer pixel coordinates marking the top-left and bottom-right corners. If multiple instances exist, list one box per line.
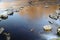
left=0, top=0, right=60, bottom=40
left=0, top=12, right=59, bottom=40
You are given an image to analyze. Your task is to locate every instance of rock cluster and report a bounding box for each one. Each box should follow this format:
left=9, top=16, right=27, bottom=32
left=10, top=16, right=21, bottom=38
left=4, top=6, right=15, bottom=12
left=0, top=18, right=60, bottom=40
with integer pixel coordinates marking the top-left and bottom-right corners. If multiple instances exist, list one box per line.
left=0, top=27, right=11, bottom=40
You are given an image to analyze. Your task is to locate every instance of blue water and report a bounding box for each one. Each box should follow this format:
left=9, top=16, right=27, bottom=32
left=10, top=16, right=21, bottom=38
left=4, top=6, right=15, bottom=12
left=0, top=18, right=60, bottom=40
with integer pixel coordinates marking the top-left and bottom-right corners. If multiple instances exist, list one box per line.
left=0, top=12, right=60, bottom=40
left=0, top=13, right=41, bottom=40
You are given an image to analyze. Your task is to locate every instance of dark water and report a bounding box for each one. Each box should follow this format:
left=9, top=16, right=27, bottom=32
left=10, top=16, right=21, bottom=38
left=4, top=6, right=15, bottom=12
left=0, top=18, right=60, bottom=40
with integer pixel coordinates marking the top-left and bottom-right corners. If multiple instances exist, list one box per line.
left=0, top=12, right=60, bottom=40
left=0, top=13, right=40, bottom=40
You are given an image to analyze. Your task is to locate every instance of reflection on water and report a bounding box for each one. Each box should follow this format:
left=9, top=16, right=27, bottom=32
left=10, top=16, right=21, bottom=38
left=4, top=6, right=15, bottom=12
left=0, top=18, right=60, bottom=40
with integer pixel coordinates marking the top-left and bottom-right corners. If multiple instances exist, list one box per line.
left=0, top=12, right=59, bottom=40
left=0, top=13, right=40, bottom=40
left=0, top=0, right=60, bottom=40
left=41, top=34, right=58, bottom=40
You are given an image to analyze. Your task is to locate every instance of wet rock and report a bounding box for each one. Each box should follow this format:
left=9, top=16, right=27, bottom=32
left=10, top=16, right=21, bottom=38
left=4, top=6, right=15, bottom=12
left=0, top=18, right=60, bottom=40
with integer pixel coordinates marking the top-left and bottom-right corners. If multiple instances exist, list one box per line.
left=0, top=27, right=4, bottom=34
left=4, top=8, right=14, bottom=15
left=49, top=14, right=58, bottom=20
left=3, top=32, right=11, bottom=40
left=0, top=13, right=8, bottom=20
left=57, top=27, right=60, bottom=36
left=48, top=21, right=53, bottom=24
left=7, top=11, right=14, bottom=15
left=43, top=25, right=52, bottom=32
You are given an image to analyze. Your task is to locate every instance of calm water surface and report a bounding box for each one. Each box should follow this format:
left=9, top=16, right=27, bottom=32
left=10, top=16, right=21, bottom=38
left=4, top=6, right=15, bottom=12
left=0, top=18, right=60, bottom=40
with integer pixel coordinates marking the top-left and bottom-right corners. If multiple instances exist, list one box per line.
left=0, top=12, right=59, bottom=40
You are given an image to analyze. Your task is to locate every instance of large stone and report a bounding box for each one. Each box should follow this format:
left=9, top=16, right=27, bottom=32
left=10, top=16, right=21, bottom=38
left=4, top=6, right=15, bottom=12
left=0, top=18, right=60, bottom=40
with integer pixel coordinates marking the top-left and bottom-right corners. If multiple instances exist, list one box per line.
left=0, top=13, right=8, bottom=20
left=43, top=25, right=52, bottom=32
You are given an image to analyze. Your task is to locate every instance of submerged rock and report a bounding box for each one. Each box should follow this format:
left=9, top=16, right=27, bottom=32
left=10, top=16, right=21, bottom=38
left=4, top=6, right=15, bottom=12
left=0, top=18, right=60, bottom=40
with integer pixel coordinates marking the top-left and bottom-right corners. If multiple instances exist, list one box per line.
left=48, top=21, right=54, bottom=24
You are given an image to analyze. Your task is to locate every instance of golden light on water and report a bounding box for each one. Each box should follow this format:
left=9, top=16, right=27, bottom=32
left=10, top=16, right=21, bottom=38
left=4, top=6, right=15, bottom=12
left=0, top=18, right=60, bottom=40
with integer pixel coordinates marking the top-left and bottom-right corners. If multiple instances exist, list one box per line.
left=0, top=0, right=59, bottom=19
left=20, top=4, right=58, bottom=19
